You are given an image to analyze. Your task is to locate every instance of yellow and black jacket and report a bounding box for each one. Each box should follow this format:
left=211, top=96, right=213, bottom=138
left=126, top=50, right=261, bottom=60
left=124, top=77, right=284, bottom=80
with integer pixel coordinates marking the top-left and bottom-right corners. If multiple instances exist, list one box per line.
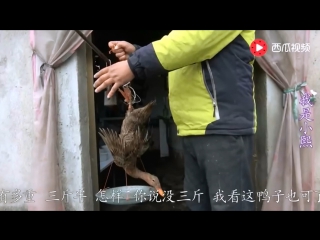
left=127, top=30, right=256, bottom=136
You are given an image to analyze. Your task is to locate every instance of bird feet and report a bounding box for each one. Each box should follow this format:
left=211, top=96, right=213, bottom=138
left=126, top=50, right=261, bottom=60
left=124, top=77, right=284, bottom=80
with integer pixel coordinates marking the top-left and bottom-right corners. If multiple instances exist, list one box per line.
left=118, top=87, right=133, bottom=111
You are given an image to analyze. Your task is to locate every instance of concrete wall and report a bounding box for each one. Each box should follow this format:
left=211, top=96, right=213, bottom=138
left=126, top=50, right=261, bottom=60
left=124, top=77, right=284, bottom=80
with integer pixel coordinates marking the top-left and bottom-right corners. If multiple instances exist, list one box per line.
left=308, top=31, right=320, bottom=209
left=0, top=31, right=34, bottom=210
left=0, top=30, right=94, bottom=210
left=56, top=44, right=94, bottom=211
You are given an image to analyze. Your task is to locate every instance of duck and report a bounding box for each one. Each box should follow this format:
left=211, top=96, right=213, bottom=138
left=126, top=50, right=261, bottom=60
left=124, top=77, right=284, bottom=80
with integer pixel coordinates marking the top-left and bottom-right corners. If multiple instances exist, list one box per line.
left=99, top=85, right=164, bottom=197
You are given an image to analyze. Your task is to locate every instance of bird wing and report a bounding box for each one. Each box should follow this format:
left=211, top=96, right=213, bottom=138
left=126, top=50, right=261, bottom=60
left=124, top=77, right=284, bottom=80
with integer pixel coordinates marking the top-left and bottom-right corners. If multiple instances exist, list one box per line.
left=121, top=124, right=151, bottom=158
left=123, top=127, right=144, bottom=160
left=98, top=128, right=124, bottom=163
left=139, top=127, right=152, bottom=157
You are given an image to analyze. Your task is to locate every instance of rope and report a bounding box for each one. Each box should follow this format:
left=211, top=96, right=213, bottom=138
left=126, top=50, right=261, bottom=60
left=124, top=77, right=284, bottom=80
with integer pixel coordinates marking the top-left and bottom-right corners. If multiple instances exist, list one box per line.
left=103, top=163, right=113, bottom=189
left=121, top=84, right=141, bottom=105
left=283, top=82, right=307, bottom=121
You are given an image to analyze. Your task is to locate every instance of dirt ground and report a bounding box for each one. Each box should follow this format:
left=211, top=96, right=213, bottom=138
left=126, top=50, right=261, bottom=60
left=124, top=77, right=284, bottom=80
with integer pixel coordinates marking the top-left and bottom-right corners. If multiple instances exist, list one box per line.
left=100, top=150, right=189, bottom=211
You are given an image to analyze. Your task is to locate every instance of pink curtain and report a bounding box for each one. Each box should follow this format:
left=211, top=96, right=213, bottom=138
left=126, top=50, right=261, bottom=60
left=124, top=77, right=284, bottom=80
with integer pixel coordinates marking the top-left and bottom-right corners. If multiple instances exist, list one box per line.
left=256, top=30, right=315, bottom=210
left=29, top=30, right=92, bottom=211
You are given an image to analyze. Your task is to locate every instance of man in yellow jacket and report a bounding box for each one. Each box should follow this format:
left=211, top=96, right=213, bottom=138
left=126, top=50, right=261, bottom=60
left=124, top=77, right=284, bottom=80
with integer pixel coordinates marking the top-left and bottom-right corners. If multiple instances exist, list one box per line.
left=94, top=30, right=256, bottom=211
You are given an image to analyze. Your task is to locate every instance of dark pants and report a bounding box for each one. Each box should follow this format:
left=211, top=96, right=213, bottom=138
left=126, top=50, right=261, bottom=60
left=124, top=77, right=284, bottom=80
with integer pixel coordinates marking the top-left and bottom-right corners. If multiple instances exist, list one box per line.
left=182, top=134, right=255, bottom=211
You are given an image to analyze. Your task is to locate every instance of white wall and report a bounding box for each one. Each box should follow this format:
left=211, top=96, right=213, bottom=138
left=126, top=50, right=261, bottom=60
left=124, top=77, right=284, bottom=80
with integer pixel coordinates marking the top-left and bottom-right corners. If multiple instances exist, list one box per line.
left=308, top=31, right=320, bottom=208
left=0, top=31, right=34, bottom=210
left=56, top=44, right=94, bottom=211
left=0, top=30, right=94, bottom=210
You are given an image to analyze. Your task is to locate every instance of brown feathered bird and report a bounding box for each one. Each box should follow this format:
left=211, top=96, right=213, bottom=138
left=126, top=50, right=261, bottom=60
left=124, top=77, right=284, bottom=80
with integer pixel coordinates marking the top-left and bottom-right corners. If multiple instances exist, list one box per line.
left=99, top=87, right=164, bottom=197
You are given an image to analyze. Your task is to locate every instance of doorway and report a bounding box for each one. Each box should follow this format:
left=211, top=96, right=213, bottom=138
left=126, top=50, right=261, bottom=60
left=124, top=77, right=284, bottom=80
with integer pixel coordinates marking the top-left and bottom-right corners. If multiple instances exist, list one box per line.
left=90, top=30, right=189, bottom=211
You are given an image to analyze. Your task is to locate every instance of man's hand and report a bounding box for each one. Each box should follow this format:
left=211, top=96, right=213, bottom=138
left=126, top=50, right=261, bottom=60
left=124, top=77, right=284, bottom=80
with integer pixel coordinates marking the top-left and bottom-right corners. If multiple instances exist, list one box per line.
left=109, top=41, right=136, bottom=61
left=93, top=60, right=135, bottom=97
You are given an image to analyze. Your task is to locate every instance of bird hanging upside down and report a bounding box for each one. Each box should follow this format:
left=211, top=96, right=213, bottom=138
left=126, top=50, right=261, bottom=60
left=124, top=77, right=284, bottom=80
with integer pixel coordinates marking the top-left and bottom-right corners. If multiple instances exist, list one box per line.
left=99, top=98, right=164, bottom=197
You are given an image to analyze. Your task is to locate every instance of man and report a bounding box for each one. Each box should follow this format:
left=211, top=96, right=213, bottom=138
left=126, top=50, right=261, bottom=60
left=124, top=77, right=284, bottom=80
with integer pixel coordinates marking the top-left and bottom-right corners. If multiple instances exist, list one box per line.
left=94, top=30, right=256, bottom=211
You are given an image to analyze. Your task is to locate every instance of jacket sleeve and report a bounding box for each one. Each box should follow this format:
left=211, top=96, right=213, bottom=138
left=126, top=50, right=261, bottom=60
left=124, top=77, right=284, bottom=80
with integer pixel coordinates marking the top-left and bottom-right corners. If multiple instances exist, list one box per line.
left=132, top=44, right=141, bottom=51
left=127, top=30, right=243, bottom=80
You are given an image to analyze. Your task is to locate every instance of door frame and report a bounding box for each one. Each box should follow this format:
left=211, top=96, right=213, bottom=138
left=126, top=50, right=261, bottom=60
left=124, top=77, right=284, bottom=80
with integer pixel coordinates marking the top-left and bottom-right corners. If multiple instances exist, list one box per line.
left=85, top=34, right=100, bottom=211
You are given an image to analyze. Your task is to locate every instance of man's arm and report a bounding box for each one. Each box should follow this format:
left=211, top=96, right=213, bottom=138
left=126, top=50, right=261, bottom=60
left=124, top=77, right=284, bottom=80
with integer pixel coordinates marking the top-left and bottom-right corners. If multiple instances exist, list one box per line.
left=127, top=30, right=243, bottom=80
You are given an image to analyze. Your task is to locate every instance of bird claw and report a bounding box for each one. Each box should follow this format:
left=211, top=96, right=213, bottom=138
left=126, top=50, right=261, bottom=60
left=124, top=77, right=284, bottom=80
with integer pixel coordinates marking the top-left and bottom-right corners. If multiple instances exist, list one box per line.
left=118, top=88, right=127, bottom=101
left=118, top=87, right=133, bottom=111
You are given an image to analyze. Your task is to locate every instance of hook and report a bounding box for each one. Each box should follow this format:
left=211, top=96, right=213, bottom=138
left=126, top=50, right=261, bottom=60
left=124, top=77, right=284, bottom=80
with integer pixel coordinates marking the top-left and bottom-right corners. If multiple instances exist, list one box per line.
left=123, top=82, right=130, bottom=87
left=129, top=86, right=141, bottom=104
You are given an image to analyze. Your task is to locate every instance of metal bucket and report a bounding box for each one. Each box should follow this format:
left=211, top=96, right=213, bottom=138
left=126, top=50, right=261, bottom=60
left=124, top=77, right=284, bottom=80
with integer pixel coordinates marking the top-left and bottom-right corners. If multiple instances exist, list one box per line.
left=96, top=185, right=156, bottom=205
